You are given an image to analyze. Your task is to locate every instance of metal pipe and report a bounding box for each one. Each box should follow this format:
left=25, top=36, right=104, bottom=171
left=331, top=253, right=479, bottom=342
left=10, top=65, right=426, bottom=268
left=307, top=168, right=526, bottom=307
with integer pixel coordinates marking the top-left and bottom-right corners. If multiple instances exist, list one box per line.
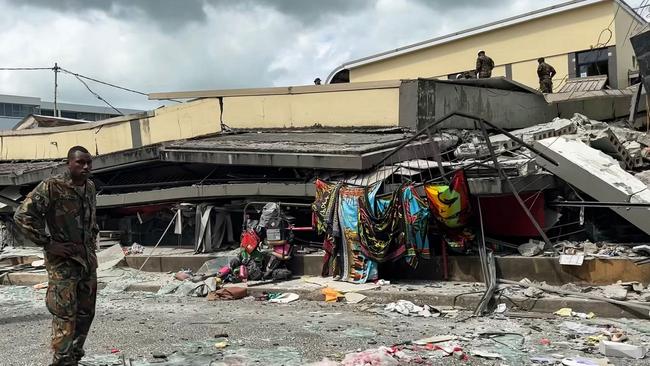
left=549, top=201, right=650, bottom=208
left=478, top=119, right=553, bottom=248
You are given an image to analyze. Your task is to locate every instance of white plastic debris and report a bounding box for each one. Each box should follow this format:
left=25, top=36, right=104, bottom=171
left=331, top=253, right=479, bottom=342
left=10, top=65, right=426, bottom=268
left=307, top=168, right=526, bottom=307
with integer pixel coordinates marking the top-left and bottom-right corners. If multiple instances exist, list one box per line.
left=385, top=300, right=435, bottom=317
left=599, top=340, right=647, bottom=359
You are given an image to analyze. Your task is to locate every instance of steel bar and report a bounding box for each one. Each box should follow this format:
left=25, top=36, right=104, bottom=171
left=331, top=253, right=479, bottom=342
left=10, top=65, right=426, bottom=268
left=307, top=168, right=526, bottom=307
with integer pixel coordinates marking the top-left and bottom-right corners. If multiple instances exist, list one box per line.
left=478, top=119, right=553, bottom=249
left=549, top=201, right=650, bottom=208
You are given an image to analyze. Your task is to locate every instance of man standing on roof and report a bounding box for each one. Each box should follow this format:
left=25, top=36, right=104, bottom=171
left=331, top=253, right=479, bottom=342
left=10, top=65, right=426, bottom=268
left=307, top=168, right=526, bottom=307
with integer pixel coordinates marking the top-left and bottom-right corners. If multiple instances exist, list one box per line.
left=14, top=146, right=98, bottom=366
left=475, top=50, right=494, bottom=78
left=537, top=57, right=557, bottom=93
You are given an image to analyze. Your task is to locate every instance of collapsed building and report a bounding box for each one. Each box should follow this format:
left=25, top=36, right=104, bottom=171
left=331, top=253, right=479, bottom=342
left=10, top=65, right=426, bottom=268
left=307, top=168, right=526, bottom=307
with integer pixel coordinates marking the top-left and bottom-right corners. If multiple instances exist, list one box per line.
left=0, top=69, right=649, bottom=289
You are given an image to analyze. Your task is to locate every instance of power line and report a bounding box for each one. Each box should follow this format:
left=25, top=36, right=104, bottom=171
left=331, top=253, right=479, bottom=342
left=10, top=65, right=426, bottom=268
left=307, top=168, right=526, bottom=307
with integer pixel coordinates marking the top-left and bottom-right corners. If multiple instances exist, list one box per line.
left=59, top=67, right=182, bottom=103
left=70, top=73, right=123, bottom=116
left=59, top=68, right=148, bottom=97
left=0, top=67, right=53, bottom=71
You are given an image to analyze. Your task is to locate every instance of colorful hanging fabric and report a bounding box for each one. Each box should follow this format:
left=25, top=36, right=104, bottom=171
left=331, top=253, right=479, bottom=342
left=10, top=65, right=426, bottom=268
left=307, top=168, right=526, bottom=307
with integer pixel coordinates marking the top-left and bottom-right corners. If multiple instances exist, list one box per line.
left=358, top=185, right=406, bottom=263
left=338, top=184, right=379, bottom=284
left=424, top=170, right=471, bottom=229
left=312, top=179, right=341, bottom=236
left=401, top=185, right=431, bottom=266
left=313, top=180, right=342, bottom=276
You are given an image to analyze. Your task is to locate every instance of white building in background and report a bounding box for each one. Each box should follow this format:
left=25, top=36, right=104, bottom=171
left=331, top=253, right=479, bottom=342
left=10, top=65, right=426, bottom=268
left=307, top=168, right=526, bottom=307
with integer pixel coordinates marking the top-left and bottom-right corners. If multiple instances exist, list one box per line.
left=0, top=94, right=142, bottom=130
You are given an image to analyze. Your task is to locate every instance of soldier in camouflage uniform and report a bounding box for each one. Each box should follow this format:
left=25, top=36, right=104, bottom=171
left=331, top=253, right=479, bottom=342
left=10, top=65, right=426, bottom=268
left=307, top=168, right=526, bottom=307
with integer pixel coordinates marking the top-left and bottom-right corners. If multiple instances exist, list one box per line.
left=537, top=57, right=557, bottom=93
left=14, top=146, right=98, bottom=366
left=475, top=50, right=494, bottom=78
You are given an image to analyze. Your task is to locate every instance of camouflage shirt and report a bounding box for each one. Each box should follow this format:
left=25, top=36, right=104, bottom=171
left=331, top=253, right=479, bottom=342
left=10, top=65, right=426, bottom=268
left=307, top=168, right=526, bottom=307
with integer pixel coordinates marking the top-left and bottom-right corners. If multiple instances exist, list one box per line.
left=537, top=62, right=556, bottom=81
left=476, top=55, right=495, bottom=77
left=14, top=171, right=98, bottom=271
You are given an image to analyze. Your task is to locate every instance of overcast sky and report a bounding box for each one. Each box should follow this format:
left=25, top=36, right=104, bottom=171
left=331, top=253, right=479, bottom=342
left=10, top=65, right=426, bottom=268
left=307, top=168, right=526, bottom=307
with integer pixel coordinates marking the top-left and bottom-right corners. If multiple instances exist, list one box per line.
left=0, top=0, right=646, bottom=111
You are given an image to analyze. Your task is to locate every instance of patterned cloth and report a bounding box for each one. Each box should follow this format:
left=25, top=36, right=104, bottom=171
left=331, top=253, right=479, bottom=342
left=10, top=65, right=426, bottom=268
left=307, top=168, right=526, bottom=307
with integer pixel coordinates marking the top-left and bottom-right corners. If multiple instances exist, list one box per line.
left=338, top=184, right=379, bottom=283
left=313, top=179, right=342, bottom=276
left=401, top=185, right=431, bottom=266
left=358, top=186, right=406, bottom=264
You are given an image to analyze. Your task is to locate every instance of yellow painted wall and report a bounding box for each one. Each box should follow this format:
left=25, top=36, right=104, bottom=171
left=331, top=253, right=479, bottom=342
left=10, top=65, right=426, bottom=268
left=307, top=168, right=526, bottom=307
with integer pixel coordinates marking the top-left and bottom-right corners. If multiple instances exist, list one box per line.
left=0, top=98, right=222, bottom=160
left=222, top=88, right=400, bottom=128
left=145, top=98, right=221, bottom=145
left=511, top=54, right=570, bottom=92
left=349, top=1, right=621, bottom=89
left=615, top=5, right=645, bottom=88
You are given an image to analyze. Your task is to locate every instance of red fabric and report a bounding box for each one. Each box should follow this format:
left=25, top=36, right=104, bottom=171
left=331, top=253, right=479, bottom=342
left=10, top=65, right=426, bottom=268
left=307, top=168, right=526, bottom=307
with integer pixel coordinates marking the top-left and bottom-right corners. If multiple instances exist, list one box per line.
left=240, top=229, right=260, bottom=254
left=477, top=193, right=546, bottom=237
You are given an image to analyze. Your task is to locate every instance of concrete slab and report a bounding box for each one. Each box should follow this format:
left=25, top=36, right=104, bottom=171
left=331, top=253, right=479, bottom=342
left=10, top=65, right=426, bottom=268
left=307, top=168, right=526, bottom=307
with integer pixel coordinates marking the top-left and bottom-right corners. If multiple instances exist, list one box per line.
left=535, top=137, right=650, bottom=236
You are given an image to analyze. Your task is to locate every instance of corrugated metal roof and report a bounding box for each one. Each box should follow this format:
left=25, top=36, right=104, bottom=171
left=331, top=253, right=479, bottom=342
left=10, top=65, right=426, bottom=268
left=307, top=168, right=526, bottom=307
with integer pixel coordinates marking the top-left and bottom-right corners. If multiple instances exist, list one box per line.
left=557, top=75, right=608, bottom=93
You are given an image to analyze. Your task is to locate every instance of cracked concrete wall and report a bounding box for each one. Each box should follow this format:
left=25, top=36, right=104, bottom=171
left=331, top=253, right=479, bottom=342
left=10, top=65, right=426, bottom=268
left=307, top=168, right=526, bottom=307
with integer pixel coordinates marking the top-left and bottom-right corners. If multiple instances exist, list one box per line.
left=0, top=99, right=221, bottom=160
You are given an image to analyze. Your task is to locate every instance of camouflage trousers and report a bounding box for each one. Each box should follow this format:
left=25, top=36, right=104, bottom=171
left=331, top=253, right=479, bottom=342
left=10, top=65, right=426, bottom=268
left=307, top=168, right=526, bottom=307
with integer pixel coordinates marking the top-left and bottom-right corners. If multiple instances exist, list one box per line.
left=46, top=260, right=97, bottom=366
left=540, top=78, right=553, bottom=93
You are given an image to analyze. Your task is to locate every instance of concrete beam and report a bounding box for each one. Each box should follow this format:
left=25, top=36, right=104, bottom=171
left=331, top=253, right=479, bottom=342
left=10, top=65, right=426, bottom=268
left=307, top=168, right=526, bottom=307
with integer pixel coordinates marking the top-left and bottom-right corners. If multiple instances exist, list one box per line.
left=97, top=182, right=316, bottom=208
left=467, top=174, right=555, bottom=195
left=160, top=140, right=434, bottom=171
left=535, top=137, right=650, bottom=236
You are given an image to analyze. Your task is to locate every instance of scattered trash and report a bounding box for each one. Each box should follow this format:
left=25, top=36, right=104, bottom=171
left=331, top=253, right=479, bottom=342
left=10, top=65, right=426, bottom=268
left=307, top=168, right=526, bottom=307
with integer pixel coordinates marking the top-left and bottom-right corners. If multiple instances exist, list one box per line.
left=110, top=348, right=120, bottom=354
left=384, top=300, right=437, bottom=317
left=554, top=308, right=595, bottom=319
left=494, top=303, right=507, bottom=314
left=341, top=347, right=398, bottom=366
left=524, top=286, right=544, bottom=298
left=344, top=292, right=367, bottom=304
left=207, top=287, right=248, bottom=301
left=126, top=242, right=144, bottom=255
left=413, top=335, right=458, bottom=345
left=599, top=340, right=647, bottom=359
left=555, top=308, right=574, bottom=317
left=531, top=356, right=558, bottom=364
left=322, top=287, right=344, bottom=303
left=214, top=341, right=229, bottom=349
left=561, top=321, right=602, bottom=335
left=470, top=349, right=504, bottom=360
left=540, top=338, right=551, bottom=346
left=268, top=292, right=300, bottom=304
left=175, top=270, right=192, bottom=281
left=519, top=239, right=545, bottom=257
left=375, top=279, right=391, bottom=286
left=561, top=357, right=610, bottom=366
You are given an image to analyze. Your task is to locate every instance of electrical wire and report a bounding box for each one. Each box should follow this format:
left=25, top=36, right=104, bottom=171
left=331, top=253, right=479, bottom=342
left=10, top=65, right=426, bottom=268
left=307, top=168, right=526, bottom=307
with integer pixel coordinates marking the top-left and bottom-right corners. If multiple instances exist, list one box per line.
left=70, top=73, right=123, bottom=116
left=60, top=67, right=182, bottom=103
left=0, top=67, right=53, bottom=71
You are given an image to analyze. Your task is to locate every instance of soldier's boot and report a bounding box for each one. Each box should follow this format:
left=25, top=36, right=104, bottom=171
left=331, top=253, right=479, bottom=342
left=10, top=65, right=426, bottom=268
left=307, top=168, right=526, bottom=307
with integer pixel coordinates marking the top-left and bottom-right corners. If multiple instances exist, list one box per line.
left=50, top=354, right=78, bottom=366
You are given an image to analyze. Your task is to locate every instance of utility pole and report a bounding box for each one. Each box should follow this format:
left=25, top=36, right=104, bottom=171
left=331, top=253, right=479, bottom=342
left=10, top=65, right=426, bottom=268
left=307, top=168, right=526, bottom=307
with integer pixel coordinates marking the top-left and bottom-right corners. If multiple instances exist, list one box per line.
left=53, top=62, right=59, bottom=117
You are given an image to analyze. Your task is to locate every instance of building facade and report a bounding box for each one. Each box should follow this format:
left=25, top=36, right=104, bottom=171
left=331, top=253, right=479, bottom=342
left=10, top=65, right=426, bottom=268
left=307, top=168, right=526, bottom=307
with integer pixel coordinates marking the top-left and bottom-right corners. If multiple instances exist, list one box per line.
left=328, top=0, right=647, bottom=91
left=0, top=94, right=142, bottom=130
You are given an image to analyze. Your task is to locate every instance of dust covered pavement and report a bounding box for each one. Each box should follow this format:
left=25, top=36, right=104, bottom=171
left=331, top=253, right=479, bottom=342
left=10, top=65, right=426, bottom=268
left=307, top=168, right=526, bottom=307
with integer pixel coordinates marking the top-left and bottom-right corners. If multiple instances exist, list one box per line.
left=1, top=286, right=650, bottom=365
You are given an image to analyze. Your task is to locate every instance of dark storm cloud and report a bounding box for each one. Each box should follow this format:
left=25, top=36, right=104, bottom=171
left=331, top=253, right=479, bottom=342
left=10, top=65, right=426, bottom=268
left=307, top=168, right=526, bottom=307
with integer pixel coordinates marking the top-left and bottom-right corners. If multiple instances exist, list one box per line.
left=6, top=0, right=209, bottom=26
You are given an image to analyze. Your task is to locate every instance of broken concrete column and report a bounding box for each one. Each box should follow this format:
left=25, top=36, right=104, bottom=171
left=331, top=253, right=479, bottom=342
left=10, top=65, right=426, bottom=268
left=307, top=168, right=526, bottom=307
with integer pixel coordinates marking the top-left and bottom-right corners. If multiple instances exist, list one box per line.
left=534, top=137, right=650, bottom=236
